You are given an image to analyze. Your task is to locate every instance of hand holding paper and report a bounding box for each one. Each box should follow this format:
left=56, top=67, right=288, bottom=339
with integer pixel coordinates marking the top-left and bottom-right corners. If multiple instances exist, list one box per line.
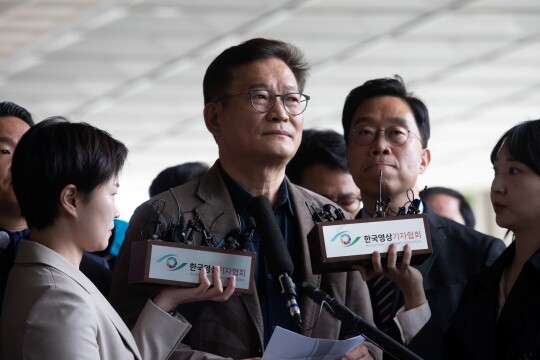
left=263, top=326, right=365, bottom=360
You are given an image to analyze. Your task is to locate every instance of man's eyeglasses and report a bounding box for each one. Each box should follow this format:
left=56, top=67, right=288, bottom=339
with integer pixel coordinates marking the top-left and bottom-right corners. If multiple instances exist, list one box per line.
left=350, top=126, right=420, bottom=146
left=216, top=89, right=310, bottom=116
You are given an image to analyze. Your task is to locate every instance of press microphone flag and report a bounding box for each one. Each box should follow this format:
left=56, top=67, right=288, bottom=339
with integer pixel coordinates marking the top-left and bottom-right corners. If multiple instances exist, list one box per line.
left=250, top=195, right=302, bottom=325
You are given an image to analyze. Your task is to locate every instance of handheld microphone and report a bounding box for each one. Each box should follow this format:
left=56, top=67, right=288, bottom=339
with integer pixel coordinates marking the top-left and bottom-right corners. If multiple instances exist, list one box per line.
left=251, top=195, right=302, bottom=325
left=297, top=282, right=422, bottom=360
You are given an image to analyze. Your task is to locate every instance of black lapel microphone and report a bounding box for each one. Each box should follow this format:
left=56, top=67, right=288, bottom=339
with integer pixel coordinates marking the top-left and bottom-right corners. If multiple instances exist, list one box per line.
left=250, top=195, right=302, bottom=325
left=238, top=217, right=256, bottom=250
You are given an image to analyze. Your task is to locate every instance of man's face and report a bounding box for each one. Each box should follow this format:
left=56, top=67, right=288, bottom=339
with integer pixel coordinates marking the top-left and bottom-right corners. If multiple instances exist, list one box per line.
left=425, top=194, right=465, bottom=225
left=346, top=96, right=430, bottom=207
left=205, top=58, right=303, bottom=166
left=0, top=116, right=31, bottom=212
left=300, top=164, right=361, bottom=216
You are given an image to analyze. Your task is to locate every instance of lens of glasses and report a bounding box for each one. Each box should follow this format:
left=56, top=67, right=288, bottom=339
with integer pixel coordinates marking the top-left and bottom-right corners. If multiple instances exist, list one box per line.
left=250, top=90, right=309, bottom=116
left=351, top=127, right=410, bottom=146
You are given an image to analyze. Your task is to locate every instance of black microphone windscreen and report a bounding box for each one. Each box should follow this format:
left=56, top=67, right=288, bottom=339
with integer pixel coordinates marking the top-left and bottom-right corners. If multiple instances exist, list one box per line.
left=250, top=195, right=294, bottom=276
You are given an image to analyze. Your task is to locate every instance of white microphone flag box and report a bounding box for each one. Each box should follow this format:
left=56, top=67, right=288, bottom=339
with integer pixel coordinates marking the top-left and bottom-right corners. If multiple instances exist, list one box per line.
left=129, top=240, right=256, bottom=294
left=307, top=214, right=432, bottom=273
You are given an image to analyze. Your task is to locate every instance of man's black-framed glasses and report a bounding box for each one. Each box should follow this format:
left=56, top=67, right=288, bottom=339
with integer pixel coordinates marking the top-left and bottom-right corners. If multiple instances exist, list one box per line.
left=350, top=126, right=420, bottom=146
left=218, top=89, right=310, bottom=116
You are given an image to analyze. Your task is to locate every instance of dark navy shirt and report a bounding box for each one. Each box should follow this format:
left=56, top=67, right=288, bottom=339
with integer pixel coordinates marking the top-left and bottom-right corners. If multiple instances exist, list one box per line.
left=218, top=163, right=301, bottom=346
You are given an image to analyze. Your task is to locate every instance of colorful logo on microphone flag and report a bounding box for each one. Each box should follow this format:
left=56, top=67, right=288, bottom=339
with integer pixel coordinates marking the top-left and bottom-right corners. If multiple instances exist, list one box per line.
left=330, top=231, right=361, bottom=247
left=157, top=254, right=187, bottom=271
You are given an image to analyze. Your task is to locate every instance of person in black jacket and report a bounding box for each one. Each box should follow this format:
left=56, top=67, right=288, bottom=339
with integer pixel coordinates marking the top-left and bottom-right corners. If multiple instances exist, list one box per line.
left=341, top=76, right=506, bottom=359
left=447, top=118, right=540, bottom=359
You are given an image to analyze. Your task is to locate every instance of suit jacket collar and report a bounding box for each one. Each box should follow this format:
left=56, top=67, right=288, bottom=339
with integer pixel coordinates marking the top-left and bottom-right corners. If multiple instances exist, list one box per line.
left=287, top=182, right=325, bottom=337
left=193, top=161, right=242, bottom=244
left=16, top=240, right=142, bottom=359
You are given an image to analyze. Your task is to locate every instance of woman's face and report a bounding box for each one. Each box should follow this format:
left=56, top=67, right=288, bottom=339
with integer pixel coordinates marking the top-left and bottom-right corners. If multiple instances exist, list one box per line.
left=491, top=144, right=540, bottom=233
left=76, top=177, right=119, bottom=252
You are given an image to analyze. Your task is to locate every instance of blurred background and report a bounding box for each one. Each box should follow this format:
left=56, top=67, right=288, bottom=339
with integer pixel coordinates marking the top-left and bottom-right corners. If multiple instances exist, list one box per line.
left=2, top=0, right=540, bottom=239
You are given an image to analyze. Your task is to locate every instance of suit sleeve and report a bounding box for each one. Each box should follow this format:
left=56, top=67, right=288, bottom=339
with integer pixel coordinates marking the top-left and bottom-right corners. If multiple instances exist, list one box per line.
left=132, top=300, right=191, bottom=360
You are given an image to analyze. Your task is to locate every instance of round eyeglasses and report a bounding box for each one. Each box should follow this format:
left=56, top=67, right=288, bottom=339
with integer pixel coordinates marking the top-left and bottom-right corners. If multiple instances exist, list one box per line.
left=350, top=126, right=420, bottom=146
left=217, top=89, right=310, bottom=116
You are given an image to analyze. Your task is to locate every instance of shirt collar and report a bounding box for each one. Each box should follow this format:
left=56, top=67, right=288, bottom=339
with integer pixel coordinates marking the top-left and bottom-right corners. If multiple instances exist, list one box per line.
left=218, top=161, right=294, bottom=216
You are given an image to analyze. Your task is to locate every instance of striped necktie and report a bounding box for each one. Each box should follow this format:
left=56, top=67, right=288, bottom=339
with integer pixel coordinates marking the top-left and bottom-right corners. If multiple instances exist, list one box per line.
left=371, top=275, right=397, bottom=333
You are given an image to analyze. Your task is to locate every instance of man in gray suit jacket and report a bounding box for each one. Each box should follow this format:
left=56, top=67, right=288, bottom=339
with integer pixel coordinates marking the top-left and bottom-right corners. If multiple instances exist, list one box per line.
left=110, top=38, right=380, bottom=360
left=341, top=76, right=506, bottom=359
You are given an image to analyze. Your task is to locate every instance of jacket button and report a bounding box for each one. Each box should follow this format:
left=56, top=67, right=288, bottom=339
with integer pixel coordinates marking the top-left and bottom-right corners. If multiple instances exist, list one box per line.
left=257, top=347, right=263, bottom=356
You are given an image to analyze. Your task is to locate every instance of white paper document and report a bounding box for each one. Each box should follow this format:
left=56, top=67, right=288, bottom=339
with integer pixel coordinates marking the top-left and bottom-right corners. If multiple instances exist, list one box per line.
left=263, top=326, right=365, bottom=360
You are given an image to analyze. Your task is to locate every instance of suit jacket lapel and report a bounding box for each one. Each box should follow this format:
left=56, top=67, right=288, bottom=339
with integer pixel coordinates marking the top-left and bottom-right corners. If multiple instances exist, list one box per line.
left=193, top=164, right=240, bottom=243
left=194, top=163, right=265, bottom=345
left=497, top=246, right=540, bottom=348
left=288, top=181, right=322, bottom=336
left=449, top=246, right=511, bottom=358
left=17, top=241, right=142, bottom=359
left=92, top=293, right=143, bottom=359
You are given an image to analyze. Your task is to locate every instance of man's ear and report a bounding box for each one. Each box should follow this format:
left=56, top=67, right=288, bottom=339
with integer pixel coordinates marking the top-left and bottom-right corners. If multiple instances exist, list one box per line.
left=203, top=102, right=222, bottom=139
left=419, top=148, right=431, bottom=174
left=59, top=184, right=79, bottom=217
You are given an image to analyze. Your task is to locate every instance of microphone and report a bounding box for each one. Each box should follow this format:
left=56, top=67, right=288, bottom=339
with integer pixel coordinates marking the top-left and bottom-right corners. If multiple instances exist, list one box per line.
left=323, top=204, right=346, bottom=221
left=297, top=282, right=422, bottom=360
left=306, top=202, right=324, bottom=224
left=250, top=195, right=302, bottom=325
left=407, top=199, right=421, bottom=215
left=297, top=282, right=362, bottom=330
left=151, top=219, right=162, bottom=239
left=238, top=217, right=256, bottom=250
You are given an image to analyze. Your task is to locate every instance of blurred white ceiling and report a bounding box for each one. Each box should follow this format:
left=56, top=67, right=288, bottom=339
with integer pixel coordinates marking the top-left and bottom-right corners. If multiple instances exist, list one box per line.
left=1, top=0, right=540, bottom=220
